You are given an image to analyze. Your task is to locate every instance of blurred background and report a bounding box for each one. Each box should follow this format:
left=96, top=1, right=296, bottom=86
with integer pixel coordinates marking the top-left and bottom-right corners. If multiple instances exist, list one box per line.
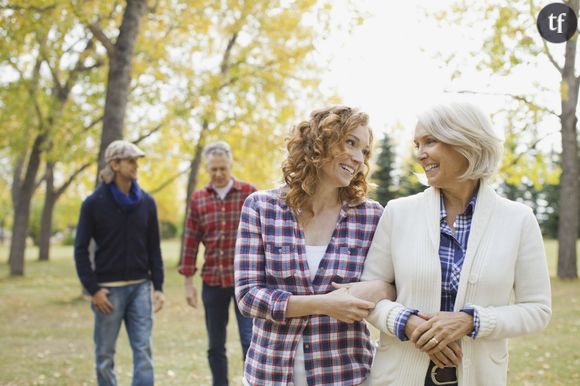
left=0, top=0, right=578, bottom=385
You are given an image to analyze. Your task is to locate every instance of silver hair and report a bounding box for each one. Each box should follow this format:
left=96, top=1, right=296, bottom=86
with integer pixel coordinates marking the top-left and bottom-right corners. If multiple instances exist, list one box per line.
left=203, top=141, right=233, bottom=163
left=416, top=101, right=503, bottom=181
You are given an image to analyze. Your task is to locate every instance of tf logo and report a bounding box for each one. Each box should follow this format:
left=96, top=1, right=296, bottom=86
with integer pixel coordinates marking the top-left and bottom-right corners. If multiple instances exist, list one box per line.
left=537, top=3, right=578, bottom=43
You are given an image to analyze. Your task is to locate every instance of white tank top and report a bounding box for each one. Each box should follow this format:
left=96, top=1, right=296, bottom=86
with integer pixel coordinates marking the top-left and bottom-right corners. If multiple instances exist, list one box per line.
left=242, top=245, right=327, bottom=386
left=292, top=245, right=327, bottom=386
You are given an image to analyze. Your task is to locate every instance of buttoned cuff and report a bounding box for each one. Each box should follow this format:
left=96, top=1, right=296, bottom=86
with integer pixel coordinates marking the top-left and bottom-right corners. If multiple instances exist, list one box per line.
left=461, top=306, right=480, bottom=338
left=393, top=308, right=419, bottom=341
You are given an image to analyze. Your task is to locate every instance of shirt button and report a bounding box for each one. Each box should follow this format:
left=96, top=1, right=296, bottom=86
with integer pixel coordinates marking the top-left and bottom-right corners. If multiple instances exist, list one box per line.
left=304, top=344, right=310, bottom=350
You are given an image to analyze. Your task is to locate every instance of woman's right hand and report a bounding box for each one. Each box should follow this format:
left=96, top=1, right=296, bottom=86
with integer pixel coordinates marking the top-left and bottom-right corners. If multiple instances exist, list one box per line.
left=405, top=314, right=463, bottom=368
left=320, top=287, right=375, bottom=323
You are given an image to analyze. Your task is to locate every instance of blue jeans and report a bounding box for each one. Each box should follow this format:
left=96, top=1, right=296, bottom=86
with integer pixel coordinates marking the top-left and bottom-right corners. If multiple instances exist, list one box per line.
left=92, top=281, right=153, bottom=386
left=202, top=283, right=252, bottom=386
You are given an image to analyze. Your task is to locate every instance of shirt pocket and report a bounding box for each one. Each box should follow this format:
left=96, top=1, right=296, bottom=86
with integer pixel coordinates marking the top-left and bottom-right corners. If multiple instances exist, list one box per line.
left=264, top=243, right=297, bottom=279
left=333, top=246, right=364, bottom=282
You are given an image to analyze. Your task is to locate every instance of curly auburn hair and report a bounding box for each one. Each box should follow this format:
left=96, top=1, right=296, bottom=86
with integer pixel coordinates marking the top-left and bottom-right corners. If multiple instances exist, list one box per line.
left=281, top=105, right=373, bottom=215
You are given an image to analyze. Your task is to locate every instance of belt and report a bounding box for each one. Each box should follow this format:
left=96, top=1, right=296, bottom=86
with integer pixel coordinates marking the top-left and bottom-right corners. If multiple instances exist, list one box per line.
left=424, top=361, right=458, bottom=386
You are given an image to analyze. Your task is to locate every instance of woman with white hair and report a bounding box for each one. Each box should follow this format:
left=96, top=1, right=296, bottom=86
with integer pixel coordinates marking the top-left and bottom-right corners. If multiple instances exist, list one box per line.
left=359, top=101, right=551, bottom=385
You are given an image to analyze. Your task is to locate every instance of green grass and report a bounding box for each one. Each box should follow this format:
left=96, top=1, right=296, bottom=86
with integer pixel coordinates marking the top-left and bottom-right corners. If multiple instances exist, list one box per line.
left=0, top=240, right=578, bottom=385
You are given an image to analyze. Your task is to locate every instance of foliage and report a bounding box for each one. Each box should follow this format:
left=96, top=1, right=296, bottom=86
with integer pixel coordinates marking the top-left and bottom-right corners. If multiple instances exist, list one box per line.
left=431, top=0, right=579, bottom=278
left=1, top=0, right=350, bottom=262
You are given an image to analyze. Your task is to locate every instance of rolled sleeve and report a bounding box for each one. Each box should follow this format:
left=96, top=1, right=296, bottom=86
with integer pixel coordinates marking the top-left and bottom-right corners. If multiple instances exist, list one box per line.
left=234, top=194, right=293, bottom=324
left=393, top=308, right=419, bottom=341
left=461, top=306, right=480, bottom=338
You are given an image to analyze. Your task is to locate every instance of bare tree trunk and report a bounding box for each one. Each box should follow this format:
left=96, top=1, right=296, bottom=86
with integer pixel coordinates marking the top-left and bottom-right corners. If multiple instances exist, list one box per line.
left=557, top=0, right=579, bottom=279
left=38, top=162, right=56, bottom=261
left=178, top=137, right=205, bottom=266
left=94, top=0, right=148, bottom=181
left=9, top=134, right=45, bottom=275
left=177, top=31, right=240, bottom=264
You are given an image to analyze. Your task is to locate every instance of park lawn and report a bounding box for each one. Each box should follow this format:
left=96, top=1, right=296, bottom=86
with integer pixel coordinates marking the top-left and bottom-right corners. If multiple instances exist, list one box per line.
left=0, top=239, right=578, bottom=386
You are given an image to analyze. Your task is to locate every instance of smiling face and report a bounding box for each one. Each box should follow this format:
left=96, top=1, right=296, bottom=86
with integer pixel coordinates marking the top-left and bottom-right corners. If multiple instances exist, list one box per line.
left=320, top=125, right=370, bottom=189
left=413, top=124, right=468, bottom=189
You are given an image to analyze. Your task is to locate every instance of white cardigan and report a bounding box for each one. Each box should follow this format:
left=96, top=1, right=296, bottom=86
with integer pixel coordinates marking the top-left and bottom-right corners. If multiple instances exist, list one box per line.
left=362, top=184, right=552, bottom=386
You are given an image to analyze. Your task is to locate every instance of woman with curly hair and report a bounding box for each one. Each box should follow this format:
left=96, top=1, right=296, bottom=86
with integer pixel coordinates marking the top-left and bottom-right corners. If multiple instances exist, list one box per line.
left=235, top=106, right=395, bottom=386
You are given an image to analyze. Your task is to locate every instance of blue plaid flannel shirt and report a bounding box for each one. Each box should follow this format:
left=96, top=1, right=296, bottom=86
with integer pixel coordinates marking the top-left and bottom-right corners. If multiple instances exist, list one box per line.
left=394, top=190, right=481, bottom=340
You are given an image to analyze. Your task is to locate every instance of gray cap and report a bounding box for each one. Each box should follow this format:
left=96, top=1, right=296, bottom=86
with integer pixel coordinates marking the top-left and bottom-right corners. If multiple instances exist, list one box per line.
left=104, top=140, right=145, bottom=163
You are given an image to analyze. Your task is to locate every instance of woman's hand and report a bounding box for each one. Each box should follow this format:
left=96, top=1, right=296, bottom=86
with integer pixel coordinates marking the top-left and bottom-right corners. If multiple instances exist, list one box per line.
left=429, top=341, right=462, bottom=368
left=410, top=311, right=473, bottom=356
left=320, top=287, right=375, bottom=323
left=331, top=280, right=396, bottom=304
left=406, top=314, right=463, bottom=368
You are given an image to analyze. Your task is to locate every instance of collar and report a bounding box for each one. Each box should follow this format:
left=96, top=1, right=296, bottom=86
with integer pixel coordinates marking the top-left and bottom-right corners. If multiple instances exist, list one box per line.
left=205, top=177, right=242, bottom=193
left=439, top=185, right=479, bottom=221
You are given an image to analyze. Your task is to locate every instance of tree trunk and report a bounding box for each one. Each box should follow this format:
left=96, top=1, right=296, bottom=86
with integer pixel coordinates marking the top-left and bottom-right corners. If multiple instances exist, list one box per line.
left=557, top=0, right=579, bottom=279
left=38, top=162, right=56, bottom=261
left=95, top=0, right=148, bottom=181
left=178, top=140, right=205, bottom=266
left=9, top=134, right=45, bottom=276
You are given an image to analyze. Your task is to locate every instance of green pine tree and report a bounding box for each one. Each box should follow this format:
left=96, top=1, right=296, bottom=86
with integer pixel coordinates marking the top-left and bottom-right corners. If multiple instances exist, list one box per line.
left=372, top=134, right=396, bottom=206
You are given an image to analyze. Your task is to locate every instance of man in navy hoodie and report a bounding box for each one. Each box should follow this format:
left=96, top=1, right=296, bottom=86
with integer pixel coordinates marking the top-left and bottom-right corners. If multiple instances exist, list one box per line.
left=74, top=140, right=164, bottom=386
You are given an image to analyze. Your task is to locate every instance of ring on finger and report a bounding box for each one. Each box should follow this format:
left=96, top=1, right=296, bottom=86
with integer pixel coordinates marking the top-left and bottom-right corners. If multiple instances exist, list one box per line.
left=430, top=337, right=439, bottom=345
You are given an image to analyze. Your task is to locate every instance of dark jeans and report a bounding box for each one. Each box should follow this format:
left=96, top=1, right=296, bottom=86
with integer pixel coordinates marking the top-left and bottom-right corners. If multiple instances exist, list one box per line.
left=202, top=283, right=252, bottom=386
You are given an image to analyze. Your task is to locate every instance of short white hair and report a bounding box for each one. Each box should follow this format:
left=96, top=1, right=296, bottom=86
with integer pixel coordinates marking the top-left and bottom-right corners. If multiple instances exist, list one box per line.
left=416, top=101, right=503, bottom=181
left=203, top=141, right=233, bottom=164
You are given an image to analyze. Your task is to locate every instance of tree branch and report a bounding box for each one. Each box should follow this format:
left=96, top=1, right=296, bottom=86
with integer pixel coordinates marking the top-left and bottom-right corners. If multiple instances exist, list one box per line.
left=446, top=89, right=559, bottom=117
left=131, top=124, right=163, bottom=144
left=88, top=23, right=115, bottom=57
left=83, top=115, right=104, bottom=133
left=500, top=128, right=560, bottom=170
left=149, top=167, right=190, bottom=194
left=220, top=31, right=239, bottom=75
left=39, top=52, right=63, bottom=97
left=55, top=162, right=93, bottom=198
left=0, top=4, right=56, bottom=11
left=34, top=172, right=46, bottom=191
left=63, top=38, right=103, bottom=96
left=542, top=39, right=564, bottom=74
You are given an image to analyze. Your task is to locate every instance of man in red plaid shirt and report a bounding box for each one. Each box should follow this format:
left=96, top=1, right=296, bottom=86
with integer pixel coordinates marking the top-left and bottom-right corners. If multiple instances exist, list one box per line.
left=179, top=141, right=256, bottom=386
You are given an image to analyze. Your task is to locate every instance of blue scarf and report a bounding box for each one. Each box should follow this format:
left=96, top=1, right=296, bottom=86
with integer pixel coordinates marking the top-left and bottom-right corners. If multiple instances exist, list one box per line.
left=108, top=181, right=144, bottom=211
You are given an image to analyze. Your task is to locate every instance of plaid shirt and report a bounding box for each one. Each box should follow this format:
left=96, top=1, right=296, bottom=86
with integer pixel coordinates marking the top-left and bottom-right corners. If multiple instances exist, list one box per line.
left=179, top=178, right=256, bottom=287
left=235, top=189, right=383, bottom=386
left=395, top=189, right=480, bottom=340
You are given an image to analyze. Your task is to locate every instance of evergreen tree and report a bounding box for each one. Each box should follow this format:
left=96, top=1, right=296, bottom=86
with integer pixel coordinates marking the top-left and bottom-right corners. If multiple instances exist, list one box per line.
left=371, top=134, right=396, bottom=205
